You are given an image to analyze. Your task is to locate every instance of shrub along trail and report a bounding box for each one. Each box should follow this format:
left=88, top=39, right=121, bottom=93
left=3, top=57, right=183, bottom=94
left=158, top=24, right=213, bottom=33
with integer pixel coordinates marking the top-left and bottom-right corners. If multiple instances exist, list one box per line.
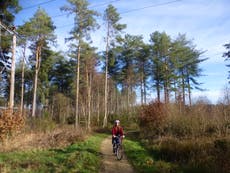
left=100, top=136, right=135, bottom=173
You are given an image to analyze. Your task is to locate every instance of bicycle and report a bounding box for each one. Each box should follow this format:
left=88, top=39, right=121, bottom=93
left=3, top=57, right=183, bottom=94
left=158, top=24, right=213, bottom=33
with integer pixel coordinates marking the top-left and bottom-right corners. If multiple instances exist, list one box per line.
left=113, top=135, right=124, bottom=160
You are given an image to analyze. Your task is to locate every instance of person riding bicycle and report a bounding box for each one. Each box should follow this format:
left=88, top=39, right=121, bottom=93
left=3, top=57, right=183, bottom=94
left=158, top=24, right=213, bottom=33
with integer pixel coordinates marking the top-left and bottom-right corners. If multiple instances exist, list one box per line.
left=112, top=120, right=125, bottom=153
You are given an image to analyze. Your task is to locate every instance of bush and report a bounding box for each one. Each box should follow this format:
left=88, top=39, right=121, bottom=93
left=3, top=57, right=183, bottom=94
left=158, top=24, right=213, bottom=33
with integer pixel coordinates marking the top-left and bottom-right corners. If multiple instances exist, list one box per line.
left=139, top=101, right=167, bottom=138
left=138, top=101, right=230, bottom=173
left=166, top=116, right=194, bottom=138
left=139, top=102, right=230, bottom=139
left=147, top=137, right=230, bottom=173
left=0, top=109, right=25, bottom=142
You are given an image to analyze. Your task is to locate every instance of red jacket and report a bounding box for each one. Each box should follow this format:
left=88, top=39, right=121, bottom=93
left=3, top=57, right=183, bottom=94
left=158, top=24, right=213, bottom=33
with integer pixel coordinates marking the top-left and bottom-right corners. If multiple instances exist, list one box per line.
left=112, top=126, right=124, bottom=137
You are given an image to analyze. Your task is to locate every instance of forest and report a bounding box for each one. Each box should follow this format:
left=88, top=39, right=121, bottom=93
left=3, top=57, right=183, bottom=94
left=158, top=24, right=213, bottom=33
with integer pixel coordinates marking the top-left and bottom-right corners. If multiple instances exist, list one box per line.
left=0, top=0, right=229, bottom=173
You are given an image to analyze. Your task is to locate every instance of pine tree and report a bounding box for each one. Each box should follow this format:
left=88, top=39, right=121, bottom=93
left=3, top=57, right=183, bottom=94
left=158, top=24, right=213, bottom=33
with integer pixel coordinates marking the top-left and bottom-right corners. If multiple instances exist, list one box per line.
left=26, top=8, right=56, bottom=117
left=79, top=42, right=97, bottom=130
left=0, top=0, right=21, bottom=107
left=136, top=44, right=151, bottom=104
left=49, top=56, right=75, bottom=96
left=61, top=0, right=98, bottom=128
left=171, top=34, right=205, bottom=105
left=115, top=34, right=143, bottom=108
left=17, top=22, right=32, bottom=113
left=103, top=4, right=126, bottom=127
left=150, top=31, right=171, bottom=103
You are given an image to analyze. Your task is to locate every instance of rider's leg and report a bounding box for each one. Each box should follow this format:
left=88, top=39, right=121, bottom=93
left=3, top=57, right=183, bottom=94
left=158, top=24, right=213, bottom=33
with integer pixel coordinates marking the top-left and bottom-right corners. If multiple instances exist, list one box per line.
left=112, top=137, right=115, bottom=153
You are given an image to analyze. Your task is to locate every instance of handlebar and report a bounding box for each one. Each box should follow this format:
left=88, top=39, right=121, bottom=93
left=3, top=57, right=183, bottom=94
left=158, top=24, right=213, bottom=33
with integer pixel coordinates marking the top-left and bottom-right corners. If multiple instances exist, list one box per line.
left=113, top=135, right=125, bottom=138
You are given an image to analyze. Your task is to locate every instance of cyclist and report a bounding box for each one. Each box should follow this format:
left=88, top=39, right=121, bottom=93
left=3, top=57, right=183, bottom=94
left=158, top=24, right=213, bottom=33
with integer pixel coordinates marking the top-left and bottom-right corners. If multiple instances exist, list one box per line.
left=112, top=120, right=125, bottom=153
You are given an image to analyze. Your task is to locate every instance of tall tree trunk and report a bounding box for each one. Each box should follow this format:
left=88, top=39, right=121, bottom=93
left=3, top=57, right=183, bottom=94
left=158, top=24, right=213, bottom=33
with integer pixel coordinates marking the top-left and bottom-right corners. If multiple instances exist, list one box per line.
left=86, top=66, right=92, bottom=131
left=164, top=84, right=167, bottom=103
left=143, top=77, right=147, bottom=104
left=174, top=81, right=177, bottom=102
left=156, top=62, right=161, bottom=102
left=156, top=80, right=160, bottom=102
left=116, top=89, right=119, bottom=114
left=82, top=103, right=86, bottom=126
left=127, top=85, right=130, bottom=109
left=32, top=46, right=41, bottom=117
left=164, top=61, right=170, bottom=104
left=182, top=75, right=185, bottom=106
left=140, top=72, right=144, bottom=105
left=113, top=86, right=116, bottom=113
left=9, top=33, right=16, bottom=110
left=164, top=82, right=169, bottom=103
left=20, top=46, right=26, bottom=114
left=97, top=87, right=100, bottom=125
left=103, top=22, right=109, bottom=128
left=75, top=44, right=81, bottom=128
left=187, top=74, right=192, bottom=106
left=108, top=81, right=110, bottom=115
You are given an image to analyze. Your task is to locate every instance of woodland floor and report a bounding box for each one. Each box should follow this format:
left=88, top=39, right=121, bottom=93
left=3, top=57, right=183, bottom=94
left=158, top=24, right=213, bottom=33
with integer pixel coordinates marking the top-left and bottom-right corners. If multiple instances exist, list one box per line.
left=100, top=136, right=135, bottom=173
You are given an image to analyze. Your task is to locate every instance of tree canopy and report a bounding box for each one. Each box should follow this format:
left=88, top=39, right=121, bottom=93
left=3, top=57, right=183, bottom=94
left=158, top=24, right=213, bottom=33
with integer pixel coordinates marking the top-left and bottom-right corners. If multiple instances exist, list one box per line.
left=0, top=0, right=208, bottom=128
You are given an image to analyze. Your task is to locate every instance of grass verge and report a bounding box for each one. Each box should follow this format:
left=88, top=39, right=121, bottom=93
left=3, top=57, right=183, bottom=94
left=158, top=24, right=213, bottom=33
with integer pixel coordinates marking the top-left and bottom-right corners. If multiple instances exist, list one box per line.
left=0, top=133, right=107, bottom=173
left=123, top=138, right=179, bottom=173
left=124, top=136, right=230, bottom=173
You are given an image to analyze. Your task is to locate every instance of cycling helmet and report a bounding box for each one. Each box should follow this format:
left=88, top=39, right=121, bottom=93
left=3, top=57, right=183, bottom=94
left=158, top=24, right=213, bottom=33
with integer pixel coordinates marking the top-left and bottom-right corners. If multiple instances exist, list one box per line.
left=114, top=120, right=120, bottom=124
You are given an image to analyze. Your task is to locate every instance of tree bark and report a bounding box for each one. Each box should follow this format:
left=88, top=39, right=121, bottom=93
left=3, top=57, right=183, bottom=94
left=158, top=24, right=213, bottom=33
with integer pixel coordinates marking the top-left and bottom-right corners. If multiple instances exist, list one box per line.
left=187, top=74, right=192, bottom=106
left=127, top=85, right=130, bottom=109
left=103, top=22, right=110, bottom=128
left=20, top=45, right=26, bottom=114
left=86, top=66, right=92, bottom=131
left=32, top=45, right=41, bottom=117
left=75, top=44, right=81, bottom=128
left=141, top=72, right=144, bottom=105
left=144, top=77, right=147, bottom=104
left=9, top=33, right=16, bottom=110
left=97, top=87, right=100, bottom=125
left=156, top=61, right=161, bottom=102
left=182, top=73, right=185, bottom=106
left=156, top=80, right=160, bottom=102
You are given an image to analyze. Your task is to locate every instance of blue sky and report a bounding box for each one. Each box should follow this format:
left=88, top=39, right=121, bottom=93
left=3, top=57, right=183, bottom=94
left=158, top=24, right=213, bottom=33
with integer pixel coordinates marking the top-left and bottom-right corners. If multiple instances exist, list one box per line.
left=15, top=0, right=230, bottom=104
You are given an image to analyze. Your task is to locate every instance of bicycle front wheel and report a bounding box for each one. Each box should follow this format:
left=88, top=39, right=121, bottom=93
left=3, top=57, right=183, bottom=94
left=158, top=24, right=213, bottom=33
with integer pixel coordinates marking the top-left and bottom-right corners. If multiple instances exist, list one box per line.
left=116, top=145, right=123, bottom=160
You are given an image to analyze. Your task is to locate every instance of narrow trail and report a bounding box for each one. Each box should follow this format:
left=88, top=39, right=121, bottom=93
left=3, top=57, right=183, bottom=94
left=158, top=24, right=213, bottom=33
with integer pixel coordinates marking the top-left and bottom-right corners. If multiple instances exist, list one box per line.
left=100, top=136, right=135, bottom=173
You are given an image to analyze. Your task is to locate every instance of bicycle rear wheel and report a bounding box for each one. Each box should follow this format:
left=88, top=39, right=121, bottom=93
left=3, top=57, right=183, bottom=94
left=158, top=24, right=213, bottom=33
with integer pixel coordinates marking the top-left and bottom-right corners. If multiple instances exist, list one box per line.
left=116, top=145, right=123, bottom=160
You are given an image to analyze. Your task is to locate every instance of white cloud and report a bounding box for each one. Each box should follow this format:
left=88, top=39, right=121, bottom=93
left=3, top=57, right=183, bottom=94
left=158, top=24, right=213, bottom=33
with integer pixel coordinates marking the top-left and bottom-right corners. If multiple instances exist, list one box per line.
left=192, top=90, right=221, bottom=104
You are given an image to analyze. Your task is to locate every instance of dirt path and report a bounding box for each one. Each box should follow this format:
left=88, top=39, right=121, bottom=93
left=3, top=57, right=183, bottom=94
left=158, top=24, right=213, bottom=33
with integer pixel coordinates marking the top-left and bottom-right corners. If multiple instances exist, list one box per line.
left=100, top=136, right=135, bottom=173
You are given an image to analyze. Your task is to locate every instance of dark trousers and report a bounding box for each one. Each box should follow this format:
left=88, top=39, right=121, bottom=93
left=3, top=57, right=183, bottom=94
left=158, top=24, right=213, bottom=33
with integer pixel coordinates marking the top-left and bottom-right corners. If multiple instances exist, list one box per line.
left=112, top=137, right=120, bottom=145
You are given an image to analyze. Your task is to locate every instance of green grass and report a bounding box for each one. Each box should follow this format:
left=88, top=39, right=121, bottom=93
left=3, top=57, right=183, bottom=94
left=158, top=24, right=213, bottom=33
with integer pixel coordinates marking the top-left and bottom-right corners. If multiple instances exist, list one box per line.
left=124, top=136, right=230, bottom=173
left=0, top=133, right=107, bottom=173
left=123, top=139, right=179, bottom=173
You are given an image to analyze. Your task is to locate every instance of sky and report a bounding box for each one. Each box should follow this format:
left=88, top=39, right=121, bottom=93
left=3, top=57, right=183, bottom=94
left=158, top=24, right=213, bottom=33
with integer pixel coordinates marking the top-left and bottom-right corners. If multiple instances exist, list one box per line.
left=14, top=0, right=230, bottom=104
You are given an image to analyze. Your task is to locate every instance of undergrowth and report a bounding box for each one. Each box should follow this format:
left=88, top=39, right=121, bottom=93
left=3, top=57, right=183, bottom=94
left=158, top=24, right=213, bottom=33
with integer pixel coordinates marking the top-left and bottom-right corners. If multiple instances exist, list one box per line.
left=135, top=101, right=230, bottom=173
